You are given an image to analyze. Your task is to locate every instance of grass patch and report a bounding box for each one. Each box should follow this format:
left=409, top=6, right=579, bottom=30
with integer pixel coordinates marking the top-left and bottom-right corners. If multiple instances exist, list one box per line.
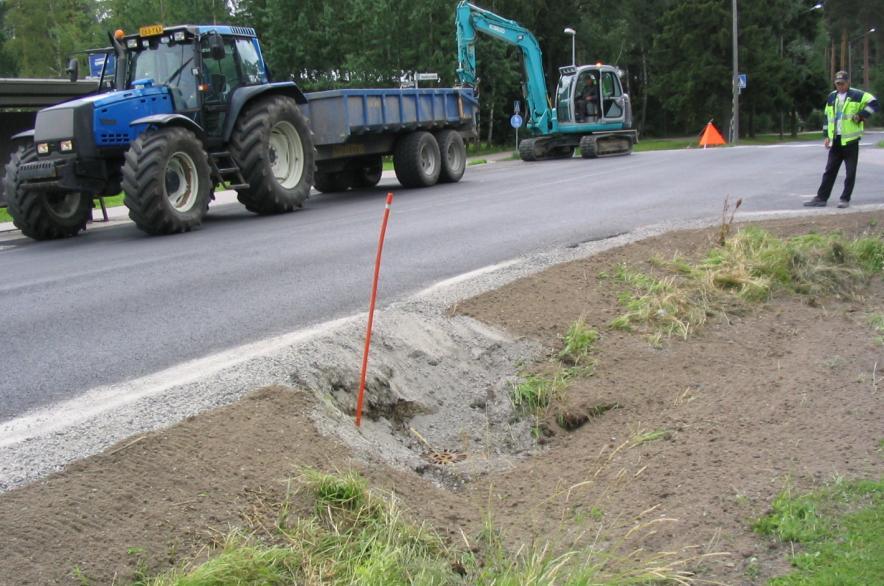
left=1, top=194, right=127, bottom=223
left=878, top=140, right=884, bottom=148
left=511, top=319, right=600, bottom=431
left=511, top=370, right=570, bottom=416
left=558, top=317, right=599, bottom=365
left=753, top=479, right=884, bottom=585
left=467, top=158, right=487, bottom=166
left=608, top=226, right=884, bottom=345
left=633, top=132, right=819, bottom=152
left=869, top=313, right=884, bottom=344
left=634, top=137, right=697, bottom=151
left=147, top=468, right=714, bottom=585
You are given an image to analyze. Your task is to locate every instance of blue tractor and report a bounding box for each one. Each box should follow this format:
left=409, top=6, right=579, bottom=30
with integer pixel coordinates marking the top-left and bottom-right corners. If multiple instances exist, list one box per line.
left=4, top=24, right=315, bottom=239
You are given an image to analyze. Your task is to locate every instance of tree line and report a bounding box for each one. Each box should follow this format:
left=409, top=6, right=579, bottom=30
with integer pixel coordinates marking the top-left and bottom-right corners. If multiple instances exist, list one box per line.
left=0, top=0, right=880, bottom=140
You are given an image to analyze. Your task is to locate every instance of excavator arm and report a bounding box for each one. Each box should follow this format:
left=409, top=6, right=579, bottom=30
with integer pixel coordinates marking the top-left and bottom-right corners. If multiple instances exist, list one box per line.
left=455, top=1, right=551, bottom=134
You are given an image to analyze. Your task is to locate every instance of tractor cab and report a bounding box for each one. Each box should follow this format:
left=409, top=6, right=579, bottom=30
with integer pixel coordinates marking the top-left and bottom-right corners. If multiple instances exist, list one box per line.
left=120, top=25, right=270, bottom=141
left=555, top=64, right=630, bottom=130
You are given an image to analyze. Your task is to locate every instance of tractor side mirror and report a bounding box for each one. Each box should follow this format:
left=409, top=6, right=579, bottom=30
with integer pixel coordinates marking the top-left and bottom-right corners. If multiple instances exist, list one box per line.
left=207, top=33, right=225, bottom=61
left=66, top=58, right=79, bottom=82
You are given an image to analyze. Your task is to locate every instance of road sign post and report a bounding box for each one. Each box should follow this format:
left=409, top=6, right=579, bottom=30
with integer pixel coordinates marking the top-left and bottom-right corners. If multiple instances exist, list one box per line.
left=510, top=113, right=523, bottom=152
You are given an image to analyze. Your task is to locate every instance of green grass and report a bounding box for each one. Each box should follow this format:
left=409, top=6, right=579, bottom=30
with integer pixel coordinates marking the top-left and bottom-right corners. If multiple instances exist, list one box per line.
left=869, top=313, right=884, bottom=345
left=511, top=370, right=570, bottom=415
left=467, top=158, right=487, bottom=166
left=608, top=227, right=884, bottom=345
left=633, top=132, right=819, bottom=152
left=558, top=318, right=599, bottom=365
left=1, top=194, right=125, bottom=223
left=753, top=479, right=884, bottom=585
left=877, top=140, right=884, bottom=148
left=146, top=469, right=711, bottom=585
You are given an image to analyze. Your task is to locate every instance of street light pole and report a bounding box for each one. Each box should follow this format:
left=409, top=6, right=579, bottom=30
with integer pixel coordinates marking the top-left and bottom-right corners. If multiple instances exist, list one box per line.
left=564, top=28, right=576, bottom=67
left=731, top=0, right=739, bottom=144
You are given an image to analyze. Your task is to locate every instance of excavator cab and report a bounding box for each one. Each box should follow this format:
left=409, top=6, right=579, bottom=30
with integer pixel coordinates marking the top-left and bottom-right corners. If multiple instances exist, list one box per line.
left=556, top=65, right=629, bottom=128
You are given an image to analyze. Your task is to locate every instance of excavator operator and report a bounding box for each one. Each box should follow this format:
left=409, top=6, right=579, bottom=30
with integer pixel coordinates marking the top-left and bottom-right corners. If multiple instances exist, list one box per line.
left=576, top=74, right=599, bottom=122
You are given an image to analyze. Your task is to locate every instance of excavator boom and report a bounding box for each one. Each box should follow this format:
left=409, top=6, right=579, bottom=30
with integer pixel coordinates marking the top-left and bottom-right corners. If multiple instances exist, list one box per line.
left=455, top=1, right=551, bottom=133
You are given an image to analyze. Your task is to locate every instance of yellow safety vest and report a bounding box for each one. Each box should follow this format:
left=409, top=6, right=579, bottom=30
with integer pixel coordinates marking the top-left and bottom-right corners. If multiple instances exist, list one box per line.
left=823, top=88, right=878, bottom=144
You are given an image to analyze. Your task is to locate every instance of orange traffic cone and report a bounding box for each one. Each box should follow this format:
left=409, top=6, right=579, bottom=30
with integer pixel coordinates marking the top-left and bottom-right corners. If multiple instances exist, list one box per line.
left=699, top=121, right=726, bottom=148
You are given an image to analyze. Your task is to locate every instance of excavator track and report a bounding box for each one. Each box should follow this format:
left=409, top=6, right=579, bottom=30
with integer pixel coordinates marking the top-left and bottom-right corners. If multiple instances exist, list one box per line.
left=579, top=134, right=633, bottom=158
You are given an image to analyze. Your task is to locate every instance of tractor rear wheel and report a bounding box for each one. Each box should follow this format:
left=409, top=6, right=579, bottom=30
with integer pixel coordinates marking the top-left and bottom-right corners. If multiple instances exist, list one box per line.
left=230, top=95, right=315, bottom=214
left=122, top=126, right=212, bottom=235
left=4, top=145, right=92, bottom=240
left=435, top=130, right=466, bottom=183
left=393, top=131, right=441, bottom=188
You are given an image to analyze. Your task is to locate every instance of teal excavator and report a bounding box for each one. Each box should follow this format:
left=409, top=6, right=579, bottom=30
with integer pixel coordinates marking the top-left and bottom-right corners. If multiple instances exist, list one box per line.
left=455, top=1, right=637, bottom=161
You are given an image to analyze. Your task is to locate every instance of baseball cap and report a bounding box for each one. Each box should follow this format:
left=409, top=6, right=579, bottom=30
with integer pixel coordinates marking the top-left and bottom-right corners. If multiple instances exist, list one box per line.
left=834, top=70, right=849, bottom=83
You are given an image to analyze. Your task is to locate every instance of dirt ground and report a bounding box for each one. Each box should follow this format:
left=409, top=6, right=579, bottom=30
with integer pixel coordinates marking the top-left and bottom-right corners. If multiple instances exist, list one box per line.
left=1, top=211, right=882, bottom=585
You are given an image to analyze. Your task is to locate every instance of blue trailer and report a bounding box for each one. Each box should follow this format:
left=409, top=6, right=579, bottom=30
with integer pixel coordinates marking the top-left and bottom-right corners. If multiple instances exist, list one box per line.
left=304, top=87, right=477, bottom=192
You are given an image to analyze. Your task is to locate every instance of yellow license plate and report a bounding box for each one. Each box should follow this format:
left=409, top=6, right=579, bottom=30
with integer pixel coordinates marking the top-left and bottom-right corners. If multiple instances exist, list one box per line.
left=138, top=24, right=164, bottom=37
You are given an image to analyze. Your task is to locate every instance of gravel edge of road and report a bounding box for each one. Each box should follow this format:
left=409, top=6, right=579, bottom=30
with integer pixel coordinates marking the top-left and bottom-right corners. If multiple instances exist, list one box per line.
left=1, top=205, right=882, bottom=492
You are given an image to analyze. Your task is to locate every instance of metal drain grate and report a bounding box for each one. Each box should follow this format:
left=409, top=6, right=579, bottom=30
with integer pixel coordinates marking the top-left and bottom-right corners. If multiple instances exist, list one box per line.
left=425, top=449, right=467, bottom=465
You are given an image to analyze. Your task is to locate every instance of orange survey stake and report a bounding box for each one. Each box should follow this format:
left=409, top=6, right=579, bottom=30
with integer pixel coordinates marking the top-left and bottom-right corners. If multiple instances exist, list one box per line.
left=355, top=192, right=394, bottom=427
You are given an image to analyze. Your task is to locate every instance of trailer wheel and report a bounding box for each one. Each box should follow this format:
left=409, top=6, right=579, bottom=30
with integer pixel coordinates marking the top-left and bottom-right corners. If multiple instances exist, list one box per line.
left=4, top=145, right=92, bottom=240
left=313, top=171, right=353, bottom=193
left=353, top=156, right=383, bottom=188
left=394, top=131, right=441, bottom=188
left=230, top=95, right=315, bottom=214
left=122, top=127, right=212, bottom=235
left=435, top=130, right=466, bottom=183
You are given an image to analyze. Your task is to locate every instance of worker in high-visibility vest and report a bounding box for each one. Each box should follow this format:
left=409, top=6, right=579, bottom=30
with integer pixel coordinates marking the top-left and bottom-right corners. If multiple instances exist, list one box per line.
left=804, top=70, right=878, bottom=208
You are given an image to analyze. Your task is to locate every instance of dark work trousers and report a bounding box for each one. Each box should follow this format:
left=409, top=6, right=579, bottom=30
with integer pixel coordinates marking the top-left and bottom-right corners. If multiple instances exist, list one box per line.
left=816, top=136, right=860, bottom=202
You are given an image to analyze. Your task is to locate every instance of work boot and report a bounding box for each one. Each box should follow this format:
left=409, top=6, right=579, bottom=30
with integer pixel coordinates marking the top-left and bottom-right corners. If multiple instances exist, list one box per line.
left=837, top=200, right=850, bottom=208
left=803, top=198, right=827, bottom=207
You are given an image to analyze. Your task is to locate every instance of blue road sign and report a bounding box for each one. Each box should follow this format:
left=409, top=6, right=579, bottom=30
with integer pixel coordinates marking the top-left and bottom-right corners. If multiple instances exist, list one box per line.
left=738, top=74, right=747, bottom=89
left=510, top=114, right=523, bottom=128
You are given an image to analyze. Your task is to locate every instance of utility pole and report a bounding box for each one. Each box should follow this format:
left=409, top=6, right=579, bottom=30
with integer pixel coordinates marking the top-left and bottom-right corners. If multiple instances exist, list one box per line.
left=731, top=0, right=739, bottom=145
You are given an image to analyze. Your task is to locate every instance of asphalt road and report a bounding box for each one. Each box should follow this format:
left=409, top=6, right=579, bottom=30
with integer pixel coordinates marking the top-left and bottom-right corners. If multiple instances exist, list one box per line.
left=2, top=134, right=883, bottom=422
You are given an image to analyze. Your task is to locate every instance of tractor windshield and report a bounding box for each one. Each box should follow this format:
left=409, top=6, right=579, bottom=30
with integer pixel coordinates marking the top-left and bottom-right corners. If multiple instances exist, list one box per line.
left=126, top=39, right=199, bottom=110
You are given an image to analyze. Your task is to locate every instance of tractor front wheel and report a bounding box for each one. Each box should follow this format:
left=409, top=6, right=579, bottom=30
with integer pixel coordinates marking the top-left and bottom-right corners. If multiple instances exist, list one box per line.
left=122, top=126, right=212, bottom=235
left=4, top=145, right=92, bottom=240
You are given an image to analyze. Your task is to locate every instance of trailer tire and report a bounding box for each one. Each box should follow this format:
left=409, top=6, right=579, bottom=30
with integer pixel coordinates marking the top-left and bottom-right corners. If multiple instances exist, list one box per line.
left=4, top=145, right=92, bottom=240
left=230, top=95, right=315, bottom=214
left=435, top=130, right=466, bottom=183
left=122, top=127, right=212, bottom=235
left=394, top=131, right=441, bottom=188
left=313, top=171, right=353, bottom=193
left=353, top=156, right=383, bottom=188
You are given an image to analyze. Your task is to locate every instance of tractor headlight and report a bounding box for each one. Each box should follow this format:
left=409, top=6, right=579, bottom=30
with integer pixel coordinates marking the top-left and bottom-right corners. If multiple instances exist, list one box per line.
left=126, top=38, right=138, bottom=49
left=173, top=31, right=186, bottom=42
left=37, top=142, right=50, bottom=154
left=60, top=139, right=74, bottom=152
